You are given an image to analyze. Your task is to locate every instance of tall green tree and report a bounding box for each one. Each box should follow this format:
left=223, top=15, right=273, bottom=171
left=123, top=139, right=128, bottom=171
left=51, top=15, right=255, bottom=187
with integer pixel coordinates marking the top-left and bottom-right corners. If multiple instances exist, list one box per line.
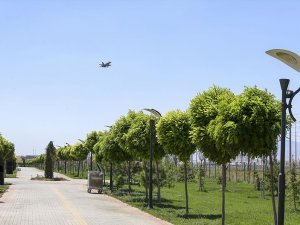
left=44, top=141, right=56, bottom=179
left=94, top=130, right=128, bottom=191
left=125, top=111, right=165, bottom=202
left=231, top=87, right=281, bottom=224
left=156, top=110, right=195, bottom=214
left=111, top=111, right=137, bottom=192
left=190, top=86, right=236, bottom=224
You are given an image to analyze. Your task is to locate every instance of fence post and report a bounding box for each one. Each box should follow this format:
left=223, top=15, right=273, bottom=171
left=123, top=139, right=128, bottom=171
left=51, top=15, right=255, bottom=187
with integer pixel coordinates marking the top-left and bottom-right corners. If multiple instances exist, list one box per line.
left=208, top=161, right=211, bottom=178
left=243, top=162, right=246, bottom=181
left=253, top=162, right=256, bottom=184
left=236, top=162, right=238, bottom=182
left=215, top=163, right=217, bottom=178
left=228, top=163, right=231, bottom=181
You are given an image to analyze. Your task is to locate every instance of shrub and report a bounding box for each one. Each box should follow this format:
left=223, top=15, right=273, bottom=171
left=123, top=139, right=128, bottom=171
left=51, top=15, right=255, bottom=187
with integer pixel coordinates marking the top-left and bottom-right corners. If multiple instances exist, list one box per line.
left=44, top=141, right=56, bottom=179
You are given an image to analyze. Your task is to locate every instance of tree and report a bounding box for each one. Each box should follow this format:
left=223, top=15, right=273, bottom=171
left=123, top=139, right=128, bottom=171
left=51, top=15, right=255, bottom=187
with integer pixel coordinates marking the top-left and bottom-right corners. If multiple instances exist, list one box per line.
left=111, top=111, right=137, bottom=192
left=57, top=146, right=68, bottom=174
left=85, top=131, right=100, bottom=170
left=156, top=110, right=196, bottom=215
left=230, top=87, right=281, bottom=224
left=125, top=111, right=165, bottom=202
left=70, top=142, right=89, bottom=177
left=287, top=162, right=300, bottom=211
left=190, top=86, right=236, bottom=224
left=94, top=130, right=128, bottom=191
left=44, top=141, right=56, bottom=179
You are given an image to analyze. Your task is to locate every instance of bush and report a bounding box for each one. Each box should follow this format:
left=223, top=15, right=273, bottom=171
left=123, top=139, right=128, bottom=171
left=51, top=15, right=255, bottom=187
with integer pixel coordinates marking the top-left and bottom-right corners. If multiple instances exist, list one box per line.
left=287, top=162, right=300, bottom=211
left=178, top=162, right=195, bottom=182
left=254, top=171, right=261, bottom=191
left=114, top=174, right=125, bottom=190
left=160, top=159, right=176, bottom=188
left=264, top=162, right=279, bottom=195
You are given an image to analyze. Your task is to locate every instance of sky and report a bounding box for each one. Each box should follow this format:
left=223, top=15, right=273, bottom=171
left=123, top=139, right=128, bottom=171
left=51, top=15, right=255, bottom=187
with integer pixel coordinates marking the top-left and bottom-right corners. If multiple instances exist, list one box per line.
left=1, top=0, right=300, bottom=156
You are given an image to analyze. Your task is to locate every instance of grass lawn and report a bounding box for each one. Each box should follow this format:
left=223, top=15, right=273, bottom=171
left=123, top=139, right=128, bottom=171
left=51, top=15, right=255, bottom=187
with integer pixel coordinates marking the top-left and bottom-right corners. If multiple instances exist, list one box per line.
left=0, top=185, right=9, bottom=198
left=108, top=179, right=300, bottom=225
left=5, top=171, right=17, bottom=178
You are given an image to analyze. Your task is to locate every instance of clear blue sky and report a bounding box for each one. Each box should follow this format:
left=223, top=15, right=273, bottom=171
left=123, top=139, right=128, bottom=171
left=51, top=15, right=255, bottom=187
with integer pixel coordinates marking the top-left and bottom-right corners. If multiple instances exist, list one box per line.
left=1, top=0, right=300, bottom=156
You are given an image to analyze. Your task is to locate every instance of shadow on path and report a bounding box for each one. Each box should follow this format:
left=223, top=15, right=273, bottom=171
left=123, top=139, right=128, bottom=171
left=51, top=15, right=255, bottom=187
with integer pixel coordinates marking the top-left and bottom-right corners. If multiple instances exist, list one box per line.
left=178, top=213, right=222, bottom=220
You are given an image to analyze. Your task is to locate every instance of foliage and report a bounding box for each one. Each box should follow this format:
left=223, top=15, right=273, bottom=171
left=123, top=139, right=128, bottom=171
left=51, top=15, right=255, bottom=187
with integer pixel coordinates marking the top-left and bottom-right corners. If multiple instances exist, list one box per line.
left=189, top=86, right=235, bottom=164
left=85, top=131, right=101, bottom=154
left=94, top=131, right=128, bottom=164
left=159, top=158, right=176, bottom=188
left=196, top=163, right=206, bottom=191
left=157, top=110, right=195, bottom=162
left=231, top=87, right=281, bottom=157
left=156, top=109, right=196, bottom=214
left=0, top=135, right=15, bottom=160
left=70, top=143, right=89, bottom=161
left=44, top=141, right=56, bottom=179
left=287, top=162, right=300, bottom=211
left=177, top=162, right=195, bottom=182
left=264, top=162, right=279, bottom=194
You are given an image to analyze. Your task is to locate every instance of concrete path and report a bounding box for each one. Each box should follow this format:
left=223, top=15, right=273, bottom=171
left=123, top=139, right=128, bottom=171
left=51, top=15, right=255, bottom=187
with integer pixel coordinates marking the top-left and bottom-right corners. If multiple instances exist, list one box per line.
left=0, top=167, right=172, bottom=225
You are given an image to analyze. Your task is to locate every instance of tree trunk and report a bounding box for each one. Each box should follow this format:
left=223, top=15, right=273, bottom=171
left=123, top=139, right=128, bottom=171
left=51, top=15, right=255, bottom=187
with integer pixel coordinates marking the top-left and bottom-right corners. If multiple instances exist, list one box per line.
left=64, top=160, right=67, bottom=174
left=109, top=162, right=113, bottom=191
left=199, top=160, right=202, bottom=191
left=90, top=152, right=93, bottom=171
left=143, top=161, right=148, bottom=201
left=269, top=154, right=277, bottom=225
left=128, top=161, right=131, bottom=193
left=222, top=164, right=226, bottom=225
left=155, top=159, right=161, bottom=204
left=103, top=166, right=106, bottom=186
left=0, top=153, right=4, bottom=185
left=184, top=161, right=189, bottom=215
left=77, top=161, right=80, bottom=177
left=247, top=157, right=251, bottom=183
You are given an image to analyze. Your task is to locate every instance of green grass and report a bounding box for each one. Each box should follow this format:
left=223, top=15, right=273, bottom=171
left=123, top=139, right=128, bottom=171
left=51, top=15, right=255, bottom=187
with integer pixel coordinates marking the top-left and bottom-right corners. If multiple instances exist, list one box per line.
left=0, top=185, right=9, bottom=198
left=108, top=179, right=300, bottom=225
left=5, top=171, right=17, bottom=178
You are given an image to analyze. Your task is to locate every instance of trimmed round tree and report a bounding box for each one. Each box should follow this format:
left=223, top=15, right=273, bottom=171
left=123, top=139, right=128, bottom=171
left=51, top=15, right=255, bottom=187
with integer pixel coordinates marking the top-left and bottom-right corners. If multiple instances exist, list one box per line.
left=156, top=110, right=196, bottom=215
left=44, top=141, right=56, bottom=179
left=125, top=111, right=166, bottom=202
left=110, top=111, right=137, bottom=192
left=94, top=130, right=128, bottom=191
left=189, top=86, right=237, bottom=224
left=230, top=86, right=281, bottom=224
left=85, top=131, right=101, bottom=170
left=71, top=142, right=89, bottom=177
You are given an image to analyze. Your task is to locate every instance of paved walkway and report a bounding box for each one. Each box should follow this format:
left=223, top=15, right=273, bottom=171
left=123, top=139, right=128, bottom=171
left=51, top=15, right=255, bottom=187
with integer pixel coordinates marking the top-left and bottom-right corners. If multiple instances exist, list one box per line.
left=0, top=167, right=172, bottom=225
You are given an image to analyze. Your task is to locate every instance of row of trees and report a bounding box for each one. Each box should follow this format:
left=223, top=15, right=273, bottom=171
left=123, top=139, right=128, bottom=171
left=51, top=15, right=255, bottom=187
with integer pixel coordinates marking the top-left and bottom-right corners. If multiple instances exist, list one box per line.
left=32, top=86, right=282, bottom=225
left=0, top=134, right=16, bottom=185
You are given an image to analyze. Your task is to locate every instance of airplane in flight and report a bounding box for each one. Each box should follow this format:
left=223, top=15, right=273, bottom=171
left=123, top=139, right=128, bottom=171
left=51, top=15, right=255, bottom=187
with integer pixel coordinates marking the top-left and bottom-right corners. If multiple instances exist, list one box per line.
left=99, top=61, right=111, bottom=68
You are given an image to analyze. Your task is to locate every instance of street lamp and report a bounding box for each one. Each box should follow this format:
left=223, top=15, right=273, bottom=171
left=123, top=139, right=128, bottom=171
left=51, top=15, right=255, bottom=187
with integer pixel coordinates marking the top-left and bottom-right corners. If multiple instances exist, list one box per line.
left=266, top=49, right=300, bottom=225
left=105, top=125, right=114, bottom=191
left=142, top=108, right=161, bottom=209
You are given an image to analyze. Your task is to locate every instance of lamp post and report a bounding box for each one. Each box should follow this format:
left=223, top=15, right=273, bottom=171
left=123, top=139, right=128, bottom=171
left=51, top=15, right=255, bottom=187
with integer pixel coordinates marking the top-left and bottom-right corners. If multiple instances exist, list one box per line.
left=105, top=125, right=114, bottom=191
left=143, top=108, right=161, bottom=209
left=266, top=49, right=300, bottom=225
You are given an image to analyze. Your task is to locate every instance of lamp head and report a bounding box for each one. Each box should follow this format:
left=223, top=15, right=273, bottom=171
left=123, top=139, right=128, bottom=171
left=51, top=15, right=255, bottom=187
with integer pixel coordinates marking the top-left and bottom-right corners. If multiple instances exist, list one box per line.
left=266, top=49, right=300, bottom=72
left=142, top=108, right=162, bottom=118
left=279, top=79, right=290, bottom=91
